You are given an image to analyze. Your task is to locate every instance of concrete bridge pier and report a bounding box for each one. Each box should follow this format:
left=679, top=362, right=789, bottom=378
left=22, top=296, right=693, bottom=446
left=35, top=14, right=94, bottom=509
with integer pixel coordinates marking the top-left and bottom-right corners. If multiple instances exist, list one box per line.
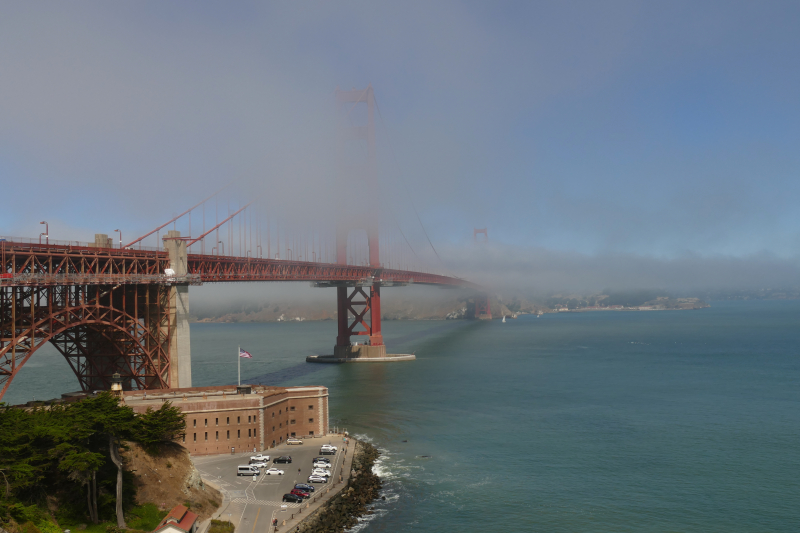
left=164, top=230, right=192, bottom=388
left=307, top=282, right=414, bottom=363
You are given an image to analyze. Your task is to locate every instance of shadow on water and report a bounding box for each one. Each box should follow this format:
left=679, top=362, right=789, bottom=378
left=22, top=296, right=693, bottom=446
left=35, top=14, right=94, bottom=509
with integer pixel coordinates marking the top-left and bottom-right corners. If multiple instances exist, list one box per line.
left=215, top=320, right=480, bottom=387
left=383, top=319, right=475, bottom=348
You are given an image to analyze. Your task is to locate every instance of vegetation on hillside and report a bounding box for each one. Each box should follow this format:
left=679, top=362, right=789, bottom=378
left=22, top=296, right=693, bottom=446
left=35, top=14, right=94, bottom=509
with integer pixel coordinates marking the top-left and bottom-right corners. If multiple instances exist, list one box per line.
left=0, top=393, right=185, bottom=533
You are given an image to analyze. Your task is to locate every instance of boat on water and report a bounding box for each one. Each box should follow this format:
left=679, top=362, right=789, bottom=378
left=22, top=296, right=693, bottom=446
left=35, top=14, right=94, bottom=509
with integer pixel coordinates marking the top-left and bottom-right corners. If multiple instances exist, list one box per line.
left=502, top=315, right=506, bottom=323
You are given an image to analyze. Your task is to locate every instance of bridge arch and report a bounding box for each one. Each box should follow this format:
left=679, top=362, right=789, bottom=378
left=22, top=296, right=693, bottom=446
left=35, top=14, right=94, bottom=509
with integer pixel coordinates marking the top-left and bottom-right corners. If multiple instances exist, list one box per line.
left=0, top=284, right=172, bottom=402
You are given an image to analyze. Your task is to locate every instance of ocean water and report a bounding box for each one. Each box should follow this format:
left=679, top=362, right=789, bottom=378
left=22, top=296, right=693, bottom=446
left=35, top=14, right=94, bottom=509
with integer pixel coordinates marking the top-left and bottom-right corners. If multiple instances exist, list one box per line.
left=6, top=300, right=800, bottom=532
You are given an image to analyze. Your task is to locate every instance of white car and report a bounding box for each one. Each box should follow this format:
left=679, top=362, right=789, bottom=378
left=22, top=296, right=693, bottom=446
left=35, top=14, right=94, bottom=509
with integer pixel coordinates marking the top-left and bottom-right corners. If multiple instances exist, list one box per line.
left=249, top=460, right=268, bottom=468
left=312, top=461, right=331, bottom=469
left=264, top=468, right=285, bottom=476
left=307, top=474, right=327, bottom=483
left=286, top=438, right=303, bottom=445
left=320, top=444, right=338, bottom=451
left=311, top=468, right=331, bottom=477
left=250, top=454, right=270, bottom=462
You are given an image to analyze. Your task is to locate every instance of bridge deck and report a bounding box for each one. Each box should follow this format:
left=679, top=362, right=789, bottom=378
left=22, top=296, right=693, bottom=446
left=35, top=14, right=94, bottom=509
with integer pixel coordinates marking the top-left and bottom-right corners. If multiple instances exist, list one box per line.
left=0, top=241, right=474, bottom=288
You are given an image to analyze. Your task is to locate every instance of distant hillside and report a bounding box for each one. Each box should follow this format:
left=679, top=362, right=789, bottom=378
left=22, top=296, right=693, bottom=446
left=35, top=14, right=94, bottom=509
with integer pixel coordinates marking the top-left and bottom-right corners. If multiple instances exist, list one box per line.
left=189, top=289, right=713, bottom=323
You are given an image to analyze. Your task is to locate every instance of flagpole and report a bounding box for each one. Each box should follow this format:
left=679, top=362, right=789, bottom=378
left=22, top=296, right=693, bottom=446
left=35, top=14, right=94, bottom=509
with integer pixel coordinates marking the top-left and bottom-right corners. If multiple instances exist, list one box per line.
left=238, top=345, right=241, bottom=386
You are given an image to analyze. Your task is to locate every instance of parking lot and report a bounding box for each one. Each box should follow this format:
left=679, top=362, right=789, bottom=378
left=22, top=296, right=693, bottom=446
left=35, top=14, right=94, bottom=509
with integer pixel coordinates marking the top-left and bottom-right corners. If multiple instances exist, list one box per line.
left=193, top=435, right=352, bottom=532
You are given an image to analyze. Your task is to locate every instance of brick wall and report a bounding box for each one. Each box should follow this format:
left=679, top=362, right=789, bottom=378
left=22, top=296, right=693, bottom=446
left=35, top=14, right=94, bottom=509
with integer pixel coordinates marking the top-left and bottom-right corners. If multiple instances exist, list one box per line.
left=125, top=385, right=328, bottom=456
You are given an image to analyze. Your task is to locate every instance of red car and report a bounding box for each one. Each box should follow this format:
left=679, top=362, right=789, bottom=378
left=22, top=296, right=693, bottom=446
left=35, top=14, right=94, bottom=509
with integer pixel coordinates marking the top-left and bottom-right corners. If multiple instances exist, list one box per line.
left=290, top=488, right=310, bottom=499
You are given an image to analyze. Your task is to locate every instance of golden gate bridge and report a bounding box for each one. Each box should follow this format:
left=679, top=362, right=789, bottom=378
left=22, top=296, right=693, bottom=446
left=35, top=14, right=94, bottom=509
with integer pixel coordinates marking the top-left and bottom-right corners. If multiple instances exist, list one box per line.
left=0, top=86, right=491, bottom=401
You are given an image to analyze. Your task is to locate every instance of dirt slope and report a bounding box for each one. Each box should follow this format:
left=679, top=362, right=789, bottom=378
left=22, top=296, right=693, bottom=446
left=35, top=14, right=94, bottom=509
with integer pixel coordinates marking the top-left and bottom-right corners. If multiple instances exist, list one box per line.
left=123, top=442, right=221, bottom=521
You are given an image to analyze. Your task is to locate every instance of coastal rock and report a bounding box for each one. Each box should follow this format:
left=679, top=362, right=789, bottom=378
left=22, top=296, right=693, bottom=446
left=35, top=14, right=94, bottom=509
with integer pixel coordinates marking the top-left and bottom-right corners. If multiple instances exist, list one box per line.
left=294, top=441, right=382, bottom=533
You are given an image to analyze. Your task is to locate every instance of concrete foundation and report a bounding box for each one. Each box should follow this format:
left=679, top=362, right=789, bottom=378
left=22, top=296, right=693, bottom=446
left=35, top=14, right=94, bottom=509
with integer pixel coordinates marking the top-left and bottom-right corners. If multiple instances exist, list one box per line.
left=307, top=344, right=415, bottom=363
left=334, top=344, right=387, bottom=359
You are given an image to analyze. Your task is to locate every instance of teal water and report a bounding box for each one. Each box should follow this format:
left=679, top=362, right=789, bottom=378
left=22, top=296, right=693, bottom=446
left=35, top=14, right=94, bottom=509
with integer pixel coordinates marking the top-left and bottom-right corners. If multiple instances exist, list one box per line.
left=6, top=301, right=800, bottom=531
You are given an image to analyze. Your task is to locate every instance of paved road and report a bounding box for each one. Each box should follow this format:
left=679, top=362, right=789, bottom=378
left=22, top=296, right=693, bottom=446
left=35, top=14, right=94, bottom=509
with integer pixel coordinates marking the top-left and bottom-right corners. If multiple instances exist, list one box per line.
left=193, top=435, right=350, bottom=532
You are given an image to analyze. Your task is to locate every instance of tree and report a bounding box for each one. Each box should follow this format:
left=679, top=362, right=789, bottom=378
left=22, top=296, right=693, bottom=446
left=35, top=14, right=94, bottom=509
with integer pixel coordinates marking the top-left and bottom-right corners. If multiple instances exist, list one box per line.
left=69, top=393, right=135, bottom=528
left=135, top=401, right=186, bottom=454
left=52, top=444, right=104, bottom=524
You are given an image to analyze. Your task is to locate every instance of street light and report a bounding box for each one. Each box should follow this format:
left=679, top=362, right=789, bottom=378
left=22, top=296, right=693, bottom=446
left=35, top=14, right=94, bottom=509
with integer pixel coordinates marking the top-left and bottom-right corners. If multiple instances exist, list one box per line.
left=113, top=229, right=122, bottom=249
left=39, top=221, right=48, bottom=245
left=218, top=241, right=224, bottom=255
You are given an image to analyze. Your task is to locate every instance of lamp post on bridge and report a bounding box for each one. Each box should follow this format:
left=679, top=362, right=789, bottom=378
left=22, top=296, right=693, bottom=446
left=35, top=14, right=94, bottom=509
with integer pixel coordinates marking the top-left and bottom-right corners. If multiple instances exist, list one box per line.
left=114, top=229, right=122, bottom=249
left=218, top=240, right=224, bottom=255
left=39, top=221, right=48, bottom=245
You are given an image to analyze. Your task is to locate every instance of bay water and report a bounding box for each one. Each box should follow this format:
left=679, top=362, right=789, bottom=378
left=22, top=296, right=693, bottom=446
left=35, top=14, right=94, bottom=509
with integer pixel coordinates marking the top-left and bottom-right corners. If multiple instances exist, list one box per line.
left=6, top=300, right=800, bottom=531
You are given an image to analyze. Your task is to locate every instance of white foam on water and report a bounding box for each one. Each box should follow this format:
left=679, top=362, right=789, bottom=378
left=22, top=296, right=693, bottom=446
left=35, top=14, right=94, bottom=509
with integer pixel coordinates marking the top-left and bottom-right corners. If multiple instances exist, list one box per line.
left=345, top=435, right=421, bottom=531
left=352, top=432, right=374, bottom=443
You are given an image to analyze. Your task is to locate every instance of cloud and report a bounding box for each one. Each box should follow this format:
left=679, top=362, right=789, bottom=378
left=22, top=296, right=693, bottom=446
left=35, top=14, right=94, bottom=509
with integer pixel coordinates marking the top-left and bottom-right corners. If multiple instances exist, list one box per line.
left=1, top=1, right=799, bottom=270
left=441, top=242, right=800, bottom=293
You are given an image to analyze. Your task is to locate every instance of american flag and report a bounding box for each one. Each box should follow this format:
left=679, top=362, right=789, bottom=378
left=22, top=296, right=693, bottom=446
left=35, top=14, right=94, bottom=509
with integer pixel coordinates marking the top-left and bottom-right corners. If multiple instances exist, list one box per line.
left=239, top=348, right=252, bottom=359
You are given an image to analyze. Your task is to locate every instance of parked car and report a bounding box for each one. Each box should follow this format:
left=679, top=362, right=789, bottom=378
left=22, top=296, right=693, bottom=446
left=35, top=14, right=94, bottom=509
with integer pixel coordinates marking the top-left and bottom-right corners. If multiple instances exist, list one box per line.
left=273, top=456, right=293, bottom=464
left=294, top=483, right=315, bottom=492
left=313, top=461, right=330, bottom=469
left=312, top=468, right=331, bottom=477
left=237, top=465, right=259, bottom=476
left=313, top=457, right=331, bottom=464
left=282, top=493, right=303, bottom=503
left=264, top=468, right=284, bottom=475
left=250, top=454, right=270, bottom=462
left=307, top=474, right=327, bottom=483
left=286, top=438, right=303, bottom=445
left=319, top=448, right=336, bottom=455
left=290, top=488, right=310, bottom=499
left=249, top=460, right=268, bottom=468
left=320, top=444, right=338, bottom=451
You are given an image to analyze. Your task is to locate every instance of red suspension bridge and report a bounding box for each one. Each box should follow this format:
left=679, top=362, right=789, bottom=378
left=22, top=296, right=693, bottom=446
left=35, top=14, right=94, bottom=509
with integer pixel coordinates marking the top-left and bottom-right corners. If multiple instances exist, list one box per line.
left=0, top=86, right=491, bottom=401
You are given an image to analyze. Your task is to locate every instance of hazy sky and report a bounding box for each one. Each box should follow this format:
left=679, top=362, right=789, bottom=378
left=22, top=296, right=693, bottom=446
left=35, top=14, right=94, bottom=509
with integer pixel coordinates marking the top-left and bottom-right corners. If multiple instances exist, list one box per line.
left=1, top=1, right=799, bottom=291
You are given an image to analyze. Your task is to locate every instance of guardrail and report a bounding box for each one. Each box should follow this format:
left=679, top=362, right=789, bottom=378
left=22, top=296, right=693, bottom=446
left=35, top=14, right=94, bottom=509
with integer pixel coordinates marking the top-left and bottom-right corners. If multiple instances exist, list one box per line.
left=0, top=236, right=162, bottom=252
left=0, top=273, right=202, bottom=286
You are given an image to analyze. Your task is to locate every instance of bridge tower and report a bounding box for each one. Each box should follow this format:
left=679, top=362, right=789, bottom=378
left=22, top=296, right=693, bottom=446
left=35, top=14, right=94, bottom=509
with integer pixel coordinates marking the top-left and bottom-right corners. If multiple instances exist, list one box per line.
left=163, top=230, right=192, bottom=388
left=473, top=228, right=492, bottom=320
left=333, top=85, right=386, bottom=358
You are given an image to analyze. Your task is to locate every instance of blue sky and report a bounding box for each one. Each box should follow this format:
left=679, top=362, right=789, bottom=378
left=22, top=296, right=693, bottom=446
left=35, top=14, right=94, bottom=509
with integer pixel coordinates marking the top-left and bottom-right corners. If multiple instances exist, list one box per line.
left=1, top=1, right=799, bottom=289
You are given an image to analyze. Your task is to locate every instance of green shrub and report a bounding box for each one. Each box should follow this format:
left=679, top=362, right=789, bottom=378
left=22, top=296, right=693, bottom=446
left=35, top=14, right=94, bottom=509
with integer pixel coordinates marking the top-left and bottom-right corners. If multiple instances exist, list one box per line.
left=8, top=505, right=45, bottom=526
left=125, top=504, right=166, bottom=532
left=36, top=521, right=62, bottom=533
left=21, top=522, right=42, bottom=533
left=207, top=520, right=234, bottom=533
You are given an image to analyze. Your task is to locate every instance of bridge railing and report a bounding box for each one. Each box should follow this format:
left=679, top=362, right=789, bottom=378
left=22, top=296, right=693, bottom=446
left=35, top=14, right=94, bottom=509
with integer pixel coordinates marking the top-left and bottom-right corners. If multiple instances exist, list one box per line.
left=0, top=236, right=162, bottom=252
left=0, top=273, right=202, bottom=286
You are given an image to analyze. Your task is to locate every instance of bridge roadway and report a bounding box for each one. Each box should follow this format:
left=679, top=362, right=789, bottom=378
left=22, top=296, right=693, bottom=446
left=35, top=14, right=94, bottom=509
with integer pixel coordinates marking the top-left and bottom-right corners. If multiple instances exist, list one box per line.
left=0, top=238, right=486, bottom=400
left=0, top=240, right=475, bottom=288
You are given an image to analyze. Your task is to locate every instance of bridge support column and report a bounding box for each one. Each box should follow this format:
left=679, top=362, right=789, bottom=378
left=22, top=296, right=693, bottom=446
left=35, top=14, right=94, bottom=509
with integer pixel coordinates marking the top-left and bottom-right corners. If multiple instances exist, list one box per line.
left=475, top=294, right=492, bottom=320
left=164, top=230, right=192, bottom=388
left=333, top=284, right=386, bottom=359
